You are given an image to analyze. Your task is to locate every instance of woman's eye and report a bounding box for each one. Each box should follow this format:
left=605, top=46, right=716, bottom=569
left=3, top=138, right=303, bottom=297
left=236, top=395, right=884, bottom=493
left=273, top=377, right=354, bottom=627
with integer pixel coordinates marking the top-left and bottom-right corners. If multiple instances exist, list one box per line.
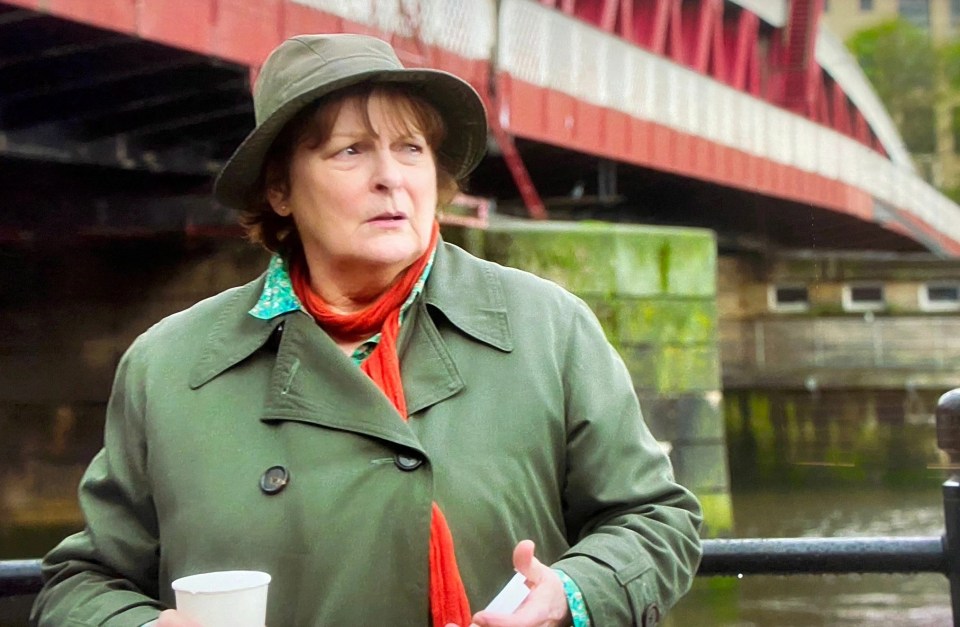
left=340, top=145, right=360, bottom=156
left=404, top=143, right=424, bottom=154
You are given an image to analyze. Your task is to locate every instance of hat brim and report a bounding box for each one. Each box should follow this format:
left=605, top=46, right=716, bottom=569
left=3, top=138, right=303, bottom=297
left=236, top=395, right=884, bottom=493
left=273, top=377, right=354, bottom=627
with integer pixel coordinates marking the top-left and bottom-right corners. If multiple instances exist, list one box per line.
left=214, top=68, right=487, bottom=210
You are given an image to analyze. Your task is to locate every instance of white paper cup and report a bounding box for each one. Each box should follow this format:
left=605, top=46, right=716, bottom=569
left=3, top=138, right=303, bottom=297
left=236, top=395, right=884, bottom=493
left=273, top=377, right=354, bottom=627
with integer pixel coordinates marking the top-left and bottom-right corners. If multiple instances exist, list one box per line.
left=172, top=570, right=271, bottom=627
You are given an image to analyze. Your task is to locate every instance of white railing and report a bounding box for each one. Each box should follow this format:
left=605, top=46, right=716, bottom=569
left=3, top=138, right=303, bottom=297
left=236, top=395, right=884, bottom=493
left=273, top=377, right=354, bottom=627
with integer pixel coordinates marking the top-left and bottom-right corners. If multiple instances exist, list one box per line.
left=288, top=0, right=496, bottom=60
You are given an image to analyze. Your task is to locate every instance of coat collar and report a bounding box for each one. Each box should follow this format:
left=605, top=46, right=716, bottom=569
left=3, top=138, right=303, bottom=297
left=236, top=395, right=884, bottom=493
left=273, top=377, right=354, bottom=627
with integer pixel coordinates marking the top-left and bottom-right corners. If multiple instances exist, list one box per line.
left=188, top=239, right=513, bottom=391
left=188, top=274, right=282, bottom=390
left=422, top=240, right=513, bottom=353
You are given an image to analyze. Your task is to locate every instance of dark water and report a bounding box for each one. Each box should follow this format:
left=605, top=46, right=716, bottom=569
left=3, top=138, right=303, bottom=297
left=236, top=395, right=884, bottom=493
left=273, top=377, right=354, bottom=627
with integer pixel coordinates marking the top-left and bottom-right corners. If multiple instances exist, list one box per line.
left=667, top=486, right=951, bottom=626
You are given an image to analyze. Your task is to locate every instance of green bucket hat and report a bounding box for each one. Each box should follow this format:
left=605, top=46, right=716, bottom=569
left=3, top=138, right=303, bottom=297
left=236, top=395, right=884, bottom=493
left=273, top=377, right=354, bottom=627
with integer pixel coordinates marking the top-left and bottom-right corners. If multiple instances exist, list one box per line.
left=214, top=33, right=488, bottom=210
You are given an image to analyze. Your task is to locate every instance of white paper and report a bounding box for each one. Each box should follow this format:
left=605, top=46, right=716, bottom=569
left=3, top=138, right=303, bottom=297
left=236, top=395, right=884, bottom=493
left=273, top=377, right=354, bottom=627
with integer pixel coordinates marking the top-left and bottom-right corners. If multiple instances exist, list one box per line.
left=484, top=572, right=530, bottom=615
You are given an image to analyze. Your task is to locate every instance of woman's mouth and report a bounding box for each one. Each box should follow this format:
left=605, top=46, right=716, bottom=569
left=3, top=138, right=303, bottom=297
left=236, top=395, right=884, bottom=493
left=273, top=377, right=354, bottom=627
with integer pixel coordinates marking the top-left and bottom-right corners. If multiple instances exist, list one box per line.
left=368, top=212, right=407, bottom=224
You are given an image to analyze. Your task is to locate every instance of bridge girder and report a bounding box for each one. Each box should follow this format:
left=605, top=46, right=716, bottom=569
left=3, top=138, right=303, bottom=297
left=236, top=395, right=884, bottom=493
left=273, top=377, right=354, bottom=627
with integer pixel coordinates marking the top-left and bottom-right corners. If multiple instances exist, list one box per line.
left=0, top=0, right=944, bottom=254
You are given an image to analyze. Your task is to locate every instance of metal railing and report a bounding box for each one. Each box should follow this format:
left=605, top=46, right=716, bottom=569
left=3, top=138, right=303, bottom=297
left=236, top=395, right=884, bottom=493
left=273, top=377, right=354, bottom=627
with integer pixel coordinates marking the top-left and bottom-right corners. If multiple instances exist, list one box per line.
left=694, top=387, right=960, bottom=626
left=5, top=390, right=960, bottom=625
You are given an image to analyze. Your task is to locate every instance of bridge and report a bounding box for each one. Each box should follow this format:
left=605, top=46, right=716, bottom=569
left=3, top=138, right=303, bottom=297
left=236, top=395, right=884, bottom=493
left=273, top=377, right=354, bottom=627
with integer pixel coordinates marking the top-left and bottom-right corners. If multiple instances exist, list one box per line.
left=2, top=4, right=958, bottom=623
left=2, top=0, right=958, bottom=255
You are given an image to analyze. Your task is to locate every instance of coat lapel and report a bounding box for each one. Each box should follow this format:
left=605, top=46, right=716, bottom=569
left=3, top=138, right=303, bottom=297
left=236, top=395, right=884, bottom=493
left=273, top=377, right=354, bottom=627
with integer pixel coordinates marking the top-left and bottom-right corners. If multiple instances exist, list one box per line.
left=400, top=299, right=464, bottom=417
left=188, top=275, right=279, bottom=390
left=187, top=241, right=514, bottom=447
left=261, top=312, right=423, bottom=452
left=400, top=241, right=514, bottom=417
left=187, top=272, right=422, bottom=451
left=423, top=242, right=513, bottom=353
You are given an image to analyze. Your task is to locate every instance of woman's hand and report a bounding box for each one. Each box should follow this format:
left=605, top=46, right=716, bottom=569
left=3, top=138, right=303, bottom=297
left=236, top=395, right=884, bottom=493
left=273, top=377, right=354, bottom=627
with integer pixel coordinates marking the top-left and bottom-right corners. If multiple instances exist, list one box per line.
left=451, top=539, right=571, bottom=627
left=156, top=609, right=204, bottom=626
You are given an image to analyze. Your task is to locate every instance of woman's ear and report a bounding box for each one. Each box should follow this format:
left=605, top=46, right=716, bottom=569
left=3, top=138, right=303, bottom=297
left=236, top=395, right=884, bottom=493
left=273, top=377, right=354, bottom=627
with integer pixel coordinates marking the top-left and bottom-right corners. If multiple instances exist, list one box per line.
left=267, top=187, right=291, bottom=217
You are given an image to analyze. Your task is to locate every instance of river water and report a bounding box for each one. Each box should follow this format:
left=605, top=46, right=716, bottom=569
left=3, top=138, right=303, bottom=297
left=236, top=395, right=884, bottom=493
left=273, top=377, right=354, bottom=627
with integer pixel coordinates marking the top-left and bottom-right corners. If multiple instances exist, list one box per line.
left=666, top=485, right=951, bottom=626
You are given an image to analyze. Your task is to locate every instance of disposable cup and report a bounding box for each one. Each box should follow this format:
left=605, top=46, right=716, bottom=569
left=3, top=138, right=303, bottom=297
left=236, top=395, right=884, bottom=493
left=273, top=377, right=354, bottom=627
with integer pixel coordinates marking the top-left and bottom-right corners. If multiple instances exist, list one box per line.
left=172, top=570, right=271, bottom=627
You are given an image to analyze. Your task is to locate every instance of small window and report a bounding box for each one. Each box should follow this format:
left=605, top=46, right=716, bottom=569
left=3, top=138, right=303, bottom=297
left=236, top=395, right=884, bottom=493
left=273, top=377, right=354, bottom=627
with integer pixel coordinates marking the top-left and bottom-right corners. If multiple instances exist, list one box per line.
left=843, top=283, right=885, bottom=311
left=768, top=284, right=809, bottom=312
left=900, top=0, right=931, bottom=30
left=860, top=0, right=874, bottom=11
left=920, top=282, right=960, bottom=311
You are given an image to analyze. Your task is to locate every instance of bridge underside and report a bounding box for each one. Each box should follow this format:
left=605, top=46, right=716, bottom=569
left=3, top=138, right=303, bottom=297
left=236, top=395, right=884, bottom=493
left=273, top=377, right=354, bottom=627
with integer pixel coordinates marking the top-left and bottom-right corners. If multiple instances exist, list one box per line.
left=0, top=4, right=926, bottom=255
left=470, top=143, right=926, bottom=254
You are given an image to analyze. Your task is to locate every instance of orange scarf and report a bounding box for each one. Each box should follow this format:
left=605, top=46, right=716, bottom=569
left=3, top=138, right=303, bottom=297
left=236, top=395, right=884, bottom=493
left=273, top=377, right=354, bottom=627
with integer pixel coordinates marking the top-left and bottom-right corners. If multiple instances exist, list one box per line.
left=290, top=223, right=472, bottom=627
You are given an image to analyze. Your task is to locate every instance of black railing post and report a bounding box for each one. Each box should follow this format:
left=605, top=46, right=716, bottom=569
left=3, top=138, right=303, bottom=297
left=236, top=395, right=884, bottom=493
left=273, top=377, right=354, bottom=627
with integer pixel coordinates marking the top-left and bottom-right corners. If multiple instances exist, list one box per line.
left=945, top=479, right=960, bottom=627
left=936, top=389, right=960, bottom=627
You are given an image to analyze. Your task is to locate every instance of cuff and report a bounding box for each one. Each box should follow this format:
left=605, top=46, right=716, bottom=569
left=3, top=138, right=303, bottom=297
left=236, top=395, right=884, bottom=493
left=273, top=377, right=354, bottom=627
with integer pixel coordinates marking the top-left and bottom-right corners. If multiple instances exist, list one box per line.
left=553, top=568, right=591, bottom=627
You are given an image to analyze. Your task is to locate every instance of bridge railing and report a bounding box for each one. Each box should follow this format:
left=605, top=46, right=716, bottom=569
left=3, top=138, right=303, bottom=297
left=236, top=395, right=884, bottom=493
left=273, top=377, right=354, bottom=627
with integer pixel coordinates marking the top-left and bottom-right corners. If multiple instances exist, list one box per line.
left=5, top=390, right=960, bottom=625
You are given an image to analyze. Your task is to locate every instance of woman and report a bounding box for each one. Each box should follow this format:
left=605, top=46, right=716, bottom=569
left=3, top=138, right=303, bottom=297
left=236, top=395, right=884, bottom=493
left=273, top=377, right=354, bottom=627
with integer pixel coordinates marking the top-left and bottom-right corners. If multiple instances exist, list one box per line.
left=31, top=34, right=702, bottom=627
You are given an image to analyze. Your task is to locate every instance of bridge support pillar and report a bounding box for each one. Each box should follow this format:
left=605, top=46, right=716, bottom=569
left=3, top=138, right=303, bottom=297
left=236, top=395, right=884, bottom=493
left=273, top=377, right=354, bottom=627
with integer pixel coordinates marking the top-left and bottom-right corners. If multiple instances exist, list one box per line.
left=443, top=219, right=734, bottom=537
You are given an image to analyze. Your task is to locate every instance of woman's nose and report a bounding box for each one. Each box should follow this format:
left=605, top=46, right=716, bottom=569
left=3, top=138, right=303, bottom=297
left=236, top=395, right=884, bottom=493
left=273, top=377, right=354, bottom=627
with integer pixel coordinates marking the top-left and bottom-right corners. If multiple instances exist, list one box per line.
left=371, top=150, right=403, bottom=192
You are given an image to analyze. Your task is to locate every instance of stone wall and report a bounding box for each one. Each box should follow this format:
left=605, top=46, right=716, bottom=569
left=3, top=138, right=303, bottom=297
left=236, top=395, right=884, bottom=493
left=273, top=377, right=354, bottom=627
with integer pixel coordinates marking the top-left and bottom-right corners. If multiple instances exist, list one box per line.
left=446, top=219, right=732, bottom=536
left=0, top=237, right=269, bottom=534
left=725, top=388, right=943, bottom=489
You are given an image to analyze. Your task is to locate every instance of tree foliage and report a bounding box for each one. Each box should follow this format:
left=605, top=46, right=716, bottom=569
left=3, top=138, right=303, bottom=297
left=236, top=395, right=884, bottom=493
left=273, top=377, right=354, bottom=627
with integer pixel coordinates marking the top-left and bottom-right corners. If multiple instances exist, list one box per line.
left=847, top=19, right=937, bottom=153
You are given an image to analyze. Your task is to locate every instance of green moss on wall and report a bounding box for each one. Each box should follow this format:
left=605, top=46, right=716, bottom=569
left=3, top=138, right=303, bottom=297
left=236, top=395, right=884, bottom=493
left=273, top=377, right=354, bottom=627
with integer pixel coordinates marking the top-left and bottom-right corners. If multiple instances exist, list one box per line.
left=698, top=493, right=735, bottom=538
left=656, top=346, right=721, bottom=393
left=473, top=220, right=716, bottom=297
left=614, top=299, right=717, bottom=345
left=658, top=242, right=671, bottom=293
left=725, top=390, right=943, bottom=488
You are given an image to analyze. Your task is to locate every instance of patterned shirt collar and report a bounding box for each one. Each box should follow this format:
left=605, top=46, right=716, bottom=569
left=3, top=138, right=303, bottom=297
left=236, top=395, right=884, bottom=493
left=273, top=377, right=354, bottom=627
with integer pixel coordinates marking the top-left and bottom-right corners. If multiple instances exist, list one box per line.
left=248, top=251, right=436, bottom=364
left=248, top=255, right=303, bottom=320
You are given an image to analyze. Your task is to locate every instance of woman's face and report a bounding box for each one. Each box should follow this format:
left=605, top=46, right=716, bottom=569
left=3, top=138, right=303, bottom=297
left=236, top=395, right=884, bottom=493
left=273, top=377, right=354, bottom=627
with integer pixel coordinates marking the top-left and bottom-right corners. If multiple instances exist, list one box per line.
left=269, top=92, right=438, bottom=279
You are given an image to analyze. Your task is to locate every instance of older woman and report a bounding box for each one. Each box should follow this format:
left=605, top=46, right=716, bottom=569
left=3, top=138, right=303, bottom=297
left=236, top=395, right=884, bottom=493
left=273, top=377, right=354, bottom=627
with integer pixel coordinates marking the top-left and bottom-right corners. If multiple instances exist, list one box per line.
left=31, top=34, right=702, bottom=627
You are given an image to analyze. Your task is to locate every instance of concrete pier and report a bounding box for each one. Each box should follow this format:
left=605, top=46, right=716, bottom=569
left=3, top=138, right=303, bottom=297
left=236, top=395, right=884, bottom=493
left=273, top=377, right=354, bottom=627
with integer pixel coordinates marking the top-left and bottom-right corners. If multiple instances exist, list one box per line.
left=446, top=219, right=733, bottom=536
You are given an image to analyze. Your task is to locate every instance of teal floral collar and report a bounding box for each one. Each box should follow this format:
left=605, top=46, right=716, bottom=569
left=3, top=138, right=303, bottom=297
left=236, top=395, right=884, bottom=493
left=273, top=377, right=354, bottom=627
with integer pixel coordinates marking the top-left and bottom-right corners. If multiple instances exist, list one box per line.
left=248, top=252, right=436, bottom=364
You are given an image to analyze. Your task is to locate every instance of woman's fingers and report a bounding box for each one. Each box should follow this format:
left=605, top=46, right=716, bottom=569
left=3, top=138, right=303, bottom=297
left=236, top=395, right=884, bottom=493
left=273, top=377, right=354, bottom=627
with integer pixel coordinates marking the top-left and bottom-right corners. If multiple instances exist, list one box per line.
left=156, top=609, right=204, bottom=627
left=512, top=540, right=539, bottom=583
left=472, top=540, right=569, bottom=627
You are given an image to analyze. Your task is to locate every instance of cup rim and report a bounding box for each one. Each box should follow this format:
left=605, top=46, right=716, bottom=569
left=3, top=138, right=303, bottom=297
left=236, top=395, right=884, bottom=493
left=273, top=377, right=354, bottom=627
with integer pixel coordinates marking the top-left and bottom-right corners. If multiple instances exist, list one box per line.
left=172, top=570, right=272, bottom=595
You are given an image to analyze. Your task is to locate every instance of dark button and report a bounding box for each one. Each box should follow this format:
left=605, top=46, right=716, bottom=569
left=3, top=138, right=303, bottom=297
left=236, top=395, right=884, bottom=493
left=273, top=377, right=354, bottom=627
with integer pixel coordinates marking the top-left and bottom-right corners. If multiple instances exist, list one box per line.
left=260, top=466, right=289, bottom=494
left=394, top=453, right=423, bottom=471
left=641, top=603, right=661, bottom=627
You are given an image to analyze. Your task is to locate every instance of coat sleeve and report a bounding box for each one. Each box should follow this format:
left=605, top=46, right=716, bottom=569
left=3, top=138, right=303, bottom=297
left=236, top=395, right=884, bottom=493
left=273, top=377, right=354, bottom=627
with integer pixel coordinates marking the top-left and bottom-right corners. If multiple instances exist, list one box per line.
left=550, top=297, right=703, bottom=625
left=31, top=336, right=164, bottom=627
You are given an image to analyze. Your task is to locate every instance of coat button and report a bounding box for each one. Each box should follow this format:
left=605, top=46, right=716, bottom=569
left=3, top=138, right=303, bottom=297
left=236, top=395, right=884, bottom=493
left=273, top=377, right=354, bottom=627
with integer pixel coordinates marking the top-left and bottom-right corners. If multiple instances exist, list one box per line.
left=394, top=453, right=423, bottom=471
left=641, top=603, right=661, bottom=627
left=260, top=465, right=289, bottom=494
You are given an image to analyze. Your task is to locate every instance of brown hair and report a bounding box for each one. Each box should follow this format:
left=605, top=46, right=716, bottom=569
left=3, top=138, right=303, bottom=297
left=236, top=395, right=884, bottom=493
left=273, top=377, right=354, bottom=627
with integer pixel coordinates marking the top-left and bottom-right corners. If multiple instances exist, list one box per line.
left=239, top=85, right=460, bottom=257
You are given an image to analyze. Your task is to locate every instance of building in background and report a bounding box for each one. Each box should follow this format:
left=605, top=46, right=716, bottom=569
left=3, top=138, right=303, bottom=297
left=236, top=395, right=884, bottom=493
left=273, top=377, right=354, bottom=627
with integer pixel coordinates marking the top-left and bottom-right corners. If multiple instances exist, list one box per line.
left=824, top=0, right=960, bottom=191
left=824, top=0, right=959, bottom=41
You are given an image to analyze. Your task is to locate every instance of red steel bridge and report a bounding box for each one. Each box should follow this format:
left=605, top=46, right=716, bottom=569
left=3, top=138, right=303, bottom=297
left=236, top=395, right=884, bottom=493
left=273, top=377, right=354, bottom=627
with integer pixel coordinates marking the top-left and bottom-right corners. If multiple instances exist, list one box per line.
left=1, top=0, right=958, bottom=255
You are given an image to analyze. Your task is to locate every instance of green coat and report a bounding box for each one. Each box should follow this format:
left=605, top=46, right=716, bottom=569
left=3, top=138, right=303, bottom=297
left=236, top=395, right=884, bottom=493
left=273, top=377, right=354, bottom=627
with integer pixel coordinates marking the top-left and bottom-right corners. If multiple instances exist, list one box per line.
left=32, top=241, right=702, bottom=626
